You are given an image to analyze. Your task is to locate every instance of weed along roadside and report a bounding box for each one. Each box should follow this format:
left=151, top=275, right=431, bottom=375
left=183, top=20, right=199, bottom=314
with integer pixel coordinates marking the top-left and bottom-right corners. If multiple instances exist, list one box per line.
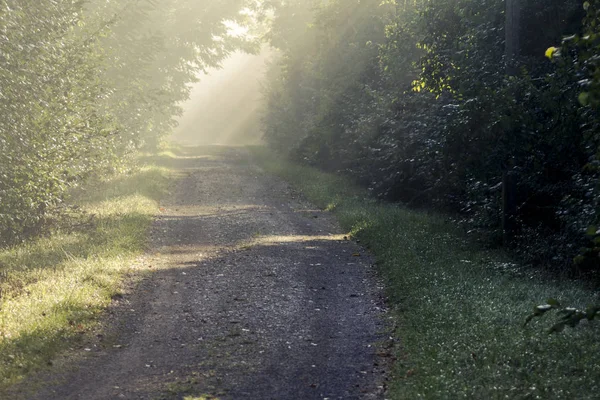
left=0, top=151, right=171, bottom=394
left=250, top=146, right=600, bottom=399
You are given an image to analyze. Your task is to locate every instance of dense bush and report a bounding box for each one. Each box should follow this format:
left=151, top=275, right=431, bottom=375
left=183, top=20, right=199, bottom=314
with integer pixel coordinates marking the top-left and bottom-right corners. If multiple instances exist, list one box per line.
left=261, top=0, right=600, bottom=272
left=0, top=0, right=253, bottom=245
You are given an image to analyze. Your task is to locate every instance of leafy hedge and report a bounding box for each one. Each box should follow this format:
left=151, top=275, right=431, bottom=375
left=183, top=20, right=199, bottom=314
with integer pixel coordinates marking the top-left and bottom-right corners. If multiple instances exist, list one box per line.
left=261, top=0, right=600, bottom=273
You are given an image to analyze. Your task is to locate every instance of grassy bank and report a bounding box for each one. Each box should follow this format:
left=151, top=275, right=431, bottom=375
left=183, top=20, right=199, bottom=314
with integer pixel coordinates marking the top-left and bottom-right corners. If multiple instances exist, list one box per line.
left=251, top=147, right=600, bottom=399
left=0, top=152, right=172, bottom=390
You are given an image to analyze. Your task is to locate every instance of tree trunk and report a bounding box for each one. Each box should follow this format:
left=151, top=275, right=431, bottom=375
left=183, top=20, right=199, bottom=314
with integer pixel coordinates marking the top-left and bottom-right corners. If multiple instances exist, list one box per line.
left=505, top=0, right=521, bottom=74
left=503, top=0, right=520, bottom=245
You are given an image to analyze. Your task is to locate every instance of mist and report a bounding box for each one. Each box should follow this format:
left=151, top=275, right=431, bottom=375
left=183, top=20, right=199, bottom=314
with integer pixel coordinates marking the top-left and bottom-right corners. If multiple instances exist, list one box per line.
left=172, top=48, right=273, bottom=146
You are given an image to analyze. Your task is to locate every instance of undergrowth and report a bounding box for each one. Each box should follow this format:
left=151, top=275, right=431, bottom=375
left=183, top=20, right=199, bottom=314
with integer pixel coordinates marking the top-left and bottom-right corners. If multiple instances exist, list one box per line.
left=251, top=146, right=600, bottom=399
left=0, top=151, right=172, bottom=391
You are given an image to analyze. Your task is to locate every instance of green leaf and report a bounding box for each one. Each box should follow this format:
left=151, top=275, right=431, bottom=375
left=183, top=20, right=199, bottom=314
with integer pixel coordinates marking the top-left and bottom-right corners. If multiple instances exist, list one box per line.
left=545, top=46, right=558, bottom=59
left=535, top=304, right=553, bottom=314
left=524, top=304, right=555, bottom=326
left=579, top=92, right=590, bottom=106
left=574, top=255, right=586, bottom=265
left=559, top=307, right=578, bottom=317
left=546, top=298, right=561, bottom=307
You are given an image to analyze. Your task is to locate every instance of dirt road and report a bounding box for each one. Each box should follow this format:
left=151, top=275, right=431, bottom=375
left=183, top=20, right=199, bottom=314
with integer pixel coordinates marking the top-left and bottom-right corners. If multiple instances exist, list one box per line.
left=30, top=146, right=386, bottom=400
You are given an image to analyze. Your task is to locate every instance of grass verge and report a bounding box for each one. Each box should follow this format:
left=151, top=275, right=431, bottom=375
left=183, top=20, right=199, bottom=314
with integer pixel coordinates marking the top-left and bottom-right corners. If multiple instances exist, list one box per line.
left=0, top=152, right=172, bottom=391
left=251, top=146, right=600, bottom=399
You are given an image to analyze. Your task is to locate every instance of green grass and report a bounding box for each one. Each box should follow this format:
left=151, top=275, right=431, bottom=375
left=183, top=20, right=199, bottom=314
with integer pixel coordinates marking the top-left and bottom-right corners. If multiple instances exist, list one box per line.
left=251, top=146, right=600, bottom=399
left=0, top=154, right=172, bottom=391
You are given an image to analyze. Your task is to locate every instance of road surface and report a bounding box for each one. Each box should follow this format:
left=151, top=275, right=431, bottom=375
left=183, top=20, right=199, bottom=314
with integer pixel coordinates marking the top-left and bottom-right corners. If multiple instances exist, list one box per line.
left=28, top=146, right=387, bottom=400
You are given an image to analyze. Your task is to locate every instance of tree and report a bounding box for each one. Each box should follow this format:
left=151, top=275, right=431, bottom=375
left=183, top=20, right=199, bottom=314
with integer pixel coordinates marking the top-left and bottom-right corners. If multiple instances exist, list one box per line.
left=0, top=0, right=255, bottom=244
left=261, top=0, right=598, bottom=272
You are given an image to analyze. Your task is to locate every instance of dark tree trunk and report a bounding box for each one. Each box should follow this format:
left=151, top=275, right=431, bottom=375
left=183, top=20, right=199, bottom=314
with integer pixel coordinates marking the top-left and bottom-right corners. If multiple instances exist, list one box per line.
left=503, top=0, right=520, bottom=245
left=505, top=0, right=521, bottom=73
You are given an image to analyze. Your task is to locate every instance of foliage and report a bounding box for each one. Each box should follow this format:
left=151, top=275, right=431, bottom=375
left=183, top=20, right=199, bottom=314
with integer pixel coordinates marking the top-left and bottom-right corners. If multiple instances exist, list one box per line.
left=261, top=0, right=392, bottom=168
left=0, top=0, right=254, bottom=245
left=547, top=0, right=600, bottom=270
left=261, top=0, right=600, bottom=272
left=524, top=298, right=600, bottom=333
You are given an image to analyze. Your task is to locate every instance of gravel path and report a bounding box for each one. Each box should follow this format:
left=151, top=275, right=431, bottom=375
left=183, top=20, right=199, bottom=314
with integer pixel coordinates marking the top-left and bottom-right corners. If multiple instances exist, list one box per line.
left=29, top=146, right=387, bottom=400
